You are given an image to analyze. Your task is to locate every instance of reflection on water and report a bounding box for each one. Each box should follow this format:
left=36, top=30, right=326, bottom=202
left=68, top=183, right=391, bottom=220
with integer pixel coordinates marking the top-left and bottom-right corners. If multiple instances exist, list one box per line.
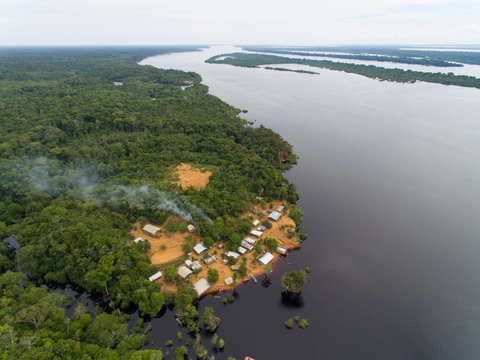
left=141, top=46, right=480, bottom=360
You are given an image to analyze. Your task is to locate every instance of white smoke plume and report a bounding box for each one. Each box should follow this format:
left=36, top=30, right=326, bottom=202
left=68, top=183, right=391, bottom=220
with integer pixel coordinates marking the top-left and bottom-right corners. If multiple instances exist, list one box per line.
left=24, top=157, right=209, bottom=223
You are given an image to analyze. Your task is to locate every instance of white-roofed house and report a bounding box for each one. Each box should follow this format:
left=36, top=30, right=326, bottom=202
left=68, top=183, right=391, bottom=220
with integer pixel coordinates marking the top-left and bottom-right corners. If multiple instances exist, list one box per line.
left=225, top=277, right=233, bottom=285
left=194, top=278, right=211, bottom=296
left=193, top=243, right=208, bottom=255
left=191, top=260, right=202, bottom=271
left=143, top=224, right=161, bottom=236
left=268, top=211, right=282, bottom=221
left=259, top=252, right=274, bottom=265
left=276, top=205, right=284, bottom=213
left=253, top=219, right=260, bottom=226
left=250, top=229, right=263, bottom=237
left=178, top=266, right=193, bottom=279
left=225, top=251, right=240, bottom=259
left=148, top=271, right=163, bottom=281
left=134, top=237, right=145, bottom=243
left=204, top=254, right=217, bottom=265
left=244, top=237, right=257, bottom=245
left=187, top=224, right=195, bottom=233
left=237, top=246, right=248, bottom=255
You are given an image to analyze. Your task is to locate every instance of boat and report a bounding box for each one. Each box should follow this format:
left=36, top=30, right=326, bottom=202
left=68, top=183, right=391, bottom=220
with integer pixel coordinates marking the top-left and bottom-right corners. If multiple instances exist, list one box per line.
left=251, top=274, right=257, bottom=283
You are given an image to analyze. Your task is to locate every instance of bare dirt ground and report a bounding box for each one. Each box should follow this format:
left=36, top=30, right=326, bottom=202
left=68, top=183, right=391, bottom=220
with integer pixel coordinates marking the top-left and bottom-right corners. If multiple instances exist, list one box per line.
left=174, top=163, right=212, bottom=190
left=130, top=221, right=194, bottom=266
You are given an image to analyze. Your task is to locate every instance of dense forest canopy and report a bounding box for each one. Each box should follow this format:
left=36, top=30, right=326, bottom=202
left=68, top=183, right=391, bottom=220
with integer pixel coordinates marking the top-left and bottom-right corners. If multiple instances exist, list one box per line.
left=206, top=52, right=480, bottom=89
left=0, top=47, right=299, bottom=358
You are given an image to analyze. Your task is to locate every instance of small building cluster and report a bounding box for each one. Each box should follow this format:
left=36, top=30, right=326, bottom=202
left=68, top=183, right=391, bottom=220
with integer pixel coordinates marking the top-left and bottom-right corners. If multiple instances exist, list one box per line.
left=204, top=254, right=217, bottom=265
left=185, top=259, right=202, bottom=271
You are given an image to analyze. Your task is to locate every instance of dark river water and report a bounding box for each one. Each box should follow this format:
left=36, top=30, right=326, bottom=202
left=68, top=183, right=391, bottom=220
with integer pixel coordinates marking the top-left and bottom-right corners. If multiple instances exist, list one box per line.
left=140, top=46, right=480, bottom=360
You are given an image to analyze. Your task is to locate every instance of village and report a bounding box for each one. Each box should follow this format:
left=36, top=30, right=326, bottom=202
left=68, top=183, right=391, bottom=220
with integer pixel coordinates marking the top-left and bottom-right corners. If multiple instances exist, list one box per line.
left=130, top=201, right=300, bottom=298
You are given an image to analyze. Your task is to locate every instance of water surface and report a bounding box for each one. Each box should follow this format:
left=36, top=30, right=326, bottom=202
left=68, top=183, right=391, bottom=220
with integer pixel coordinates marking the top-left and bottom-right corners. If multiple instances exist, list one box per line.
left=140, top=46, right=480, bottom=360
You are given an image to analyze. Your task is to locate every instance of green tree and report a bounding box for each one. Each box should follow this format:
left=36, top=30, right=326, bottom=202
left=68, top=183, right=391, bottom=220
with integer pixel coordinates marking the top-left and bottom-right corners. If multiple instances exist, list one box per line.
left=281, top=270, right=308, bottom=294
left=200, top=307, right=221, bottom=332
left=207, top=269, right=219, bottom=283
left=163, top=265, right=177, bottom=283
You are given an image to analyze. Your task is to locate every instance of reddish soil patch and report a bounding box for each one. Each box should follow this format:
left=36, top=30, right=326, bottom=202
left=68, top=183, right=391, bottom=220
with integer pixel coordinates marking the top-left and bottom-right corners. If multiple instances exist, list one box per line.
left=174, top=163, right=212, bottom=190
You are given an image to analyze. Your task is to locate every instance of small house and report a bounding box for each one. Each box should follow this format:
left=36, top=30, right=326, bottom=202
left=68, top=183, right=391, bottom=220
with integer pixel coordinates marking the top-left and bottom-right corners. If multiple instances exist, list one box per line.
left=250, top=229, right=263, bottom=238
left=225, top=277, right=233, bottom=285
left=204, top=254, right=217, bottom=265
left=113, top=81, right=123, bottom=86
left=187, top=224, right=195, bottom=233
left=268, top=211, right=282, bottom=221
left=226, top=251, right=240, bottom=259
left=257, top=225, right=266, bottom=231
left=244, top=237, right=257, bottom=245
left=148, top=271, right=163, bottom=281
left=191, top=260, right=202, bottom=271
left=276, top=246, right=287, bottom=255
left=259, top=252, right=274, bottom=265
left=241, top=240, right=254, bottom=251
left=143, top=224, right=161, bottom=236
left=276, top=205, right=284, bottom=213
left=237, top=246, right=248, bottom=255
left=178, top=266, right=193, bottom=279
left=194, top=278, right=211, bottom=296
left=231, top=264, right=241, bottom=271
left=185, top=259, right=193, bottom=268
left=253, top=219, right=260, bottom=227
left=193, top=243, right=208, bottom=255
left=134, top=237, right=145, bottom=243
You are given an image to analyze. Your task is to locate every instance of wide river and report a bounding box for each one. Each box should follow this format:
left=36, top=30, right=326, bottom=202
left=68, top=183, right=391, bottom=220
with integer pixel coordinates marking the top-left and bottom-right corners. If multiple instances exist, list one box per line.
left=140, top=46, right=480, bottom=360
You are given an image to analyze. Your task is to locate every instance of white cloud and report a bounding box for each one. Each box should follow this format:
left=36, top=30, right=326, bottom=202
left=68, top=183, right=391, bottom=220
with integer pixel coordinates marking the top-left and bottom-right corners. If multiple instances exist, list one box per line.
left=0, top=0, right=478, bottom=45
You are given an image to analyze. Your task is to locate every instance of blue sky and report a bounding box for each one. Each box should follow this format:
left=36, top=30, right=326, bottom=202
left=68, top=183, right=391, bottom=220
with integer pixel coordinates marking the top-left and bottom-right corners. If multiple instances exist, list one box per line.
left=0, top=0, right=479, bottom=45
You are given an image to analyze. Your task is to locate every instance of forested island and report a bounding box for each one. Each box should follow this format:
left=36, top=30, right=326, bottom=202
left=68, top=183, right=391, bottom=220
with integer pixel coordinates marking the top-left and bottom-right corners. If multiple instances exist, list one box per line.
left=243, top=47, right=463, bottom=67
left=206, top=52, right=480, bottom=89
left=0, top=47, right=303, bottom=359
left=243, top=45, right=480, bottom=65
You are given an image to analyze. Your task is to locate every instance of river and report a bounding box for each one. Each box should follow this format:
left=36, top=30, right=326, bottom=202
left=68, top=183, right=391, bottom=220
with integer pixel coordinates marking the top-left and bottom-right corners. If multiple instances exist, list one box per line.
left=140, top=46, right=480, bottom=360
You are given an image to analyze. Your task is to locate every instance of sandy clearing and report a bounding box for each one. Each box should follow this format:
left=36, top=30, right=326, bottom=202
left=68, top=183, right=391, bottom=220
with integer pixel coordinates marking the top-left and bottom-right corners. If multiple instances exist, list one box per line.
left=129, top=221, right=194, bottom=266
left=174, top=163, right=212, bottom=190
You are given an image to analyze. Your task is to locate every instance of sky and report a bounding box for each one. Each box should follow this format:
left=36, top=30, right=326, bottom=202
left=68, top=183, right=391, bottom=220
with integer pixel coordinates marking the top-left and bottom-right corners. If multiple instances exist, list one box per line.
left=0, top=0, right=479, bottom=46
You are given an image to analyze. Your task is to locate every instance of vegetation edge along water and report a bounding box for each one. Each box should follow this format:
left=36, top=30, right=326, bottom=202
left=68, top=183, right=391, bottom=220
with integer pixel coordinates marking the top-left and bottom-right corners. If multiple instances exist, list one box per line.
left=206, top=52, right=480, bottom=89
left=0, top=47, right=305, bottom=359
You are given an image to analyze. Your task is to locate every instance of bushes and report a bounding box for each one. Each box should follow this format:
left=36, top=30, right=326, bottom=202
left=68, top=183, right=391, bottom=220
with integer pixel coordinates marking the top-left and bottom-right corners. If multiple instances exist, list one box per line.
left=207, top=268, right=219, bottom=283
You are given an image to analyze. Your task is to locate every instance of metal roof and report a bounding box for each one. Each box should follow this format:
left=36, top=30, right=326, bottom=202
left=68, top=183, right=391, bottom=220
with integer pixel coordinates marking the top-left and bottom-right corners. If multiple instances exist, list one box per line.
left=143, top=224, right=161, bottom=234
left=193, top=243, right=208, bottom=254
left=268, top=211, right=282, bottom=221
left=194, top=278, right=211, bottom=296
left=259, top=252, right=274, bottom=265
left=178, top=266, right=193, bottom=279
left=148, top=271, right=163, bottom=281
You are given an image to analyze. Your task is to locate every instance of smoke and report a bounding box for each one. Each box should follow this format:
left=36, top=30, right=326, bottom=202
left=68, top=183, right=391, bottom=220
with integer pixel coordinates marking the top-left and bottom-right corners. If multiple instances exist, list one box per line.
left=24, top=157, right=209, bottom=223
